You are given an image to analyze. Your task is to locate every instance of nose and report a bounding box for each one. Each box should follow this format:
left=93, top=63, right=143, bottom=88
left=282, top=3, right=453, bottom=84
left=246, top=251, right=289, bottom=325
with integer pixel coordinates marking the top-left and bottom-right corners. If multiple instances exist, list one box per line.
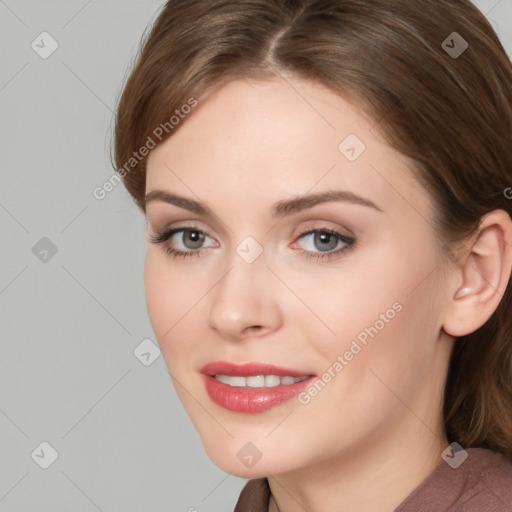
left=207, top=254, right=283, bottom=342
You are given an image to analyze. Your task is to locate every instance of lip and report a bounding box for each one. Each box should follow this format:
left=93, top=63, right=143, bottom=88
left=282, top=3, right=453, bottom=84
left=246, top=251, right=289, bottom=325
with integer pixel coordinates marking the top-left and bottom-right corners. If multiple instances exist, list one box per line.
left=200, top=361, right=316, bottom=414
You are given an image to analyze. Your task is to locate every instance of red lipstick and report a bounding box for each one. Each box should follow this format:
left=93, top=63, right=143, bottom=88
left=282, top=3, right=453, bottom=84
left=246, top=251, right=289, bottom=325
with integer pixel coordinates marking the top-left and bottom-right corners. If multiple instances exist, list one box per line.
left=200, top=361, right=315, bottom=413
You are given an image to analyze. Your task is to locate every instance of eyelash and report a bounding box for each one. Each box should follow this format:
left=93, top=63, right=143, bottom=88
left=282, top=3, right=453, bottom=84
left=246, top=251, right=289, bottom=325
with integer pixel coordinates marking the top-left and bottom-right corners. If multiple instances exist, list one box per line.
left=148, top=224, right=356, bottom=262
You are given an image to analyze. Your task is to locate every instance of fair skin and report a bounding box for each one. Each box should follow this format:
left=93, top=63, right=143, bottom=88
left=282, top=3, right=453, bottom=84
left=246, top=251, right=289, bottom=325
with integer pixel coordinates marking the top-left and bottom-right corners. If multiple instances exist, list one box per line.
left=143, top=76, right=512, bottom=512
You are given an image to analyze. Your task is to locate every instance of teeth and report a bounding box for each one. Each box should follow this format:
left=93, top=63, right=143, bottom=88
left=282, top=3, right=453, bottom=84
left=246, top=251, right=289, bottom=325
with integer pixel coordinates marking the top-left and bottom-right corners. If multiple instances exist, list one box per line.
left=215, top=375, right=230, bottom=385
left=265, top=375, right=281, bottom=387
left=229, top=376, right=246, bottom=387
left=214, top=374, right=308, bottom=387
left=247, top=375, right=265, bottom=387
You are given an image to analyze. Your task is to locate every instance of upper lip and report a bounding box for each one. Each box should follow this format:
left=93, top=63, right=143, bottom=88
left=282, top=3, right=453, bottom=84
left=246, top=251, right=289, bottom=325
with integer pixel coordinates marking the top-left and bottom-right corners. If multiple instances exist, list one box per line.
left=200, top=361, right=314, bottom=377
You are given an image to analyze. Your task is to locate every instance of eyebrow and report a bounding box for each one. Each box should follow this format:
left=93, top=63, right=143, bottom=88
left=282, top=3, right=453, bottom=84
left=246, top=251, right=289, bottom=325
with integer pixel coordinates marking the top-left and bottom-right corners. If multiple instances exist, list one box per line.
left=144, top=189, right=383, bottom=217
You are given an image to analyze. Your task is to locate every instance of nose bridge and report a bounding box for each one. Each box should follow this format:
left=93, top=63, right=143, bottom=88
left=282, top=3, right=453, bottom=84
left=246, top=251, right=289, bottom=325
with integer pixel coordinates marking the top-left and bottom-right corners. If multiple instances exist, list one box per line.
left=207, top=240, right=280, bottom=338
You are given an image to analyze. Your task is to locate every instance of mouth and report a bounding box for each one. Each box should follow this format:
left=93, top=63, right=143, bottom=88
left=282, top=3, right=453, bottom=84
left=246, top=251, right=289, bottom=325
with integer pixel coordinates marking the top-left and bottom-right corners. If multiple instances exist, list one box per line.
left=200, top=361, right=316, bottom=413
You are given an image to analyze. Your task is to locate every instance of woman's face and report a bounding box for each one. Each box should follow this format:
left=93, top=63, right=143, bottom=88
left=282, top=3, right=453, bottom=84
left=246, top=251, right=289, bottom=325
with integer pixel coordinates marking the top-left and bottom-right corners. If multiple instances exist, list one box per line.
left=144, top=77, right=453, bottom=478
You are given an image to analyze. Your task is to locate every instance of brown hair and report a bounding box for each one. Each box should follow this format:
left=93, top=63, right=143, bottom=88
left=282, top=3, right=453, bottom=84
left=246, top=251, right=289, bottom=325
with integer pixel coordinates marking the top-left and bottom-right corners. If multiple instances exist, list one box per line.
left=112, top=0, right=512, bottom=459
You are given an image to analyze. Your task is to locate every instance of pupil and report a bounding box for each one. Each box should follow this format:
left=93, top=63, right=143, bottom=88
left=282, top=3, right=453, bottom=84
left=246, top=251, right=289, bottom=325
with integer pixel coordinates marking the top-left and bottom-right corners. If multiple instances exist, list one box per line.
left=184, top=230, right=204, bottom=249
left=316, top=231, right=337, bottom=251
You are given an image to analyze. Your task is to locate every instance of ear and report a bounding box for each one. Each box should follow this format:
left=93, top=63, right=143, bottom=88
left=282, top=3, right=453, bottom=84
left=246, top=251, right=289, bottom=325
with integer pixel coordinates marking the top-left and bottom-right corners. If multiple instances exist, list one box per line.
left=442, top=209, right=512, bottom=338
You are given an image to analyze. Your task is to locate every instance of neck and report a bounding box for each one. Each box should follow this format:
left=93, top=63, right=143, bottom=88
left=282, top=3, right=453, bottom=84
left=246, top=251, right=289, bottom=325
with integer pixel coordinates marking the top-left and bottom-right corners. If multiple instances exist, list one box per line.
left=267, top=415, right=449, bottom=512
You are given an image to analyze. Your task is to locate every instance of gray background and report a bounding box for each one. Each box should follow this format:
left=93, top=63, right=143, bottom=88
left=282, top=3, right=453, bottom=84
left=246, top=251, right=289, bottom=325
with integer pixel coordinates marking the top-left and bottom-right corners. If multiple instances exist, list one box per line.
left=0, top=1, right=510, bottom=511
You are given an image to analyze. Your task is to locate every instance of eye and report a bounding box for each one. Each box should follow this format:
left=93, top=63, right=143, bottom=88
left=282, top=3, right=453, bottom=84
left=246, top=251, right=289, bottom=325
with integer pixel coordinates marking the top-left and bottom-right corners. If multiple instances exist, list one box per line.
left=148, top=226, right=216, bottom=259
left=292, top=227, right=356, bottom=261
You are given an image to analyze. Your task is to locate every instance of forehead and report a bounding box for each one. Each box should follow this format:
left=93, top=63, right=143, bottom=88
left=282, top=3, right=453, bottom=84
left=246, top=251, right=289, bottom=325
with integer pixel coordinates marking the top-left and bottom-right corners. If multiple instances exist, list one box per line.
left=148, top=77, right=372, bottom=173
left=145, top=77, right=429, bottom=223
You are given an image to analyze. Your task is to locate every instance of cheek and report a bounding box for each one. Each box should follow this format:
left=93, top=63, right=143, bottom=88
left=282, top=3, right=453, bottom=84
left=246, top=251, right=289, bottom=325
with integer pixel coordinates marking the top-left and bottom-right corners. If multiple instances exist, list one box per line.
left=297, top=239, right=441, bottom=379
left=143, top=249, right=204, bottom=360
left=282, top=260, right=401, bottom=354
left=144, top=250, right=171, bottom=337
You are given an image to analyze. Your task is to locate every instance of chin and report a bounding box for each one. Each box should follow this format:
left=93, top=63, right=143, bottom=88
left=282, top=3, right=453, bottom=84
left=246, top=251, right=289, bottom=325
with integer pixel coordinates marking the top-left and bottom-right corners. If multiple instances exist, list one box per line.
left=199, top=433, right=303, bottom=479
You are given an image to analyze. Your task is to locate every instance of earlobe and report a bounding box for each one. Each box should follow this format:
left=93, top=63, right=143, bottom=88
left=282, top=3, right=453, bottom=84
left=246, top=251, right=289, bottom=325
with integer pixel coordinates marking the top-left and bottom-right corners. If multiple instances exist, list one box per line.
left=442, top=209, right=512, bottom=338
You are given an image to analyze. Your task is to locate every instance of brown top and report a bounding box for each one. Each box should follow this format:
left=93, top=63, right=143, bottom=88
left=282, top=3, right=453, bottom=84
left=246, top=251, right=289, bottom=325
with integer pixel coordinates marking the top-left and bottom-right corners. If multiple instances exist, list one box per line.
left=233, top=448, right=512, bottom=511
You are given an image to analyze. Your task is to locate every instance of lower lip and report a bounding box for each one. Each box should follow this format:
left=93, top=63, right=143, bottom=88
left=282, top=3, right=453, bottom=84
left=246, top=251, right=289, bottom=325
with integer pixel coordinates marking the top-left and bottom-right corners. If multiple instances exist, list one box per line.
left=202, top=374, right=315, bottom=413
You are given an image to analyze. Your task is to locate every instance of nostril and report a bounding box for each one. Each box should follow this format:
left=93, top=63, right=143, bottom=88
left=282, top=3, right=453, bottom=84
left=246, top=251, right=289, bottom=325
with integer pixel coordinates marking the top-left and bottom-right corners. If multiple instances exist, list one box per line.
left=245, top=325, right=263, bottom=335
